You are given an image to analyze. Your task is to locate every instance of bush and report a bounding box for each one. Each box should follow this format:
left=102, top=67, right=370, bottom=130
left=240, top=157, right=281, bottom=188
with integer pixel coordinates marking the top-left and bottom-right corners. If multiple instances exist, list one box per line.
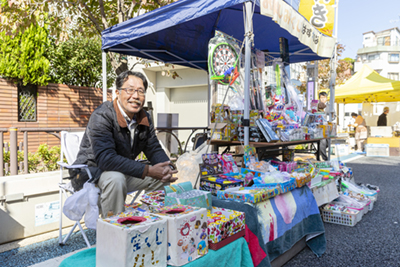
left=2, top=143, right=64, bottom=175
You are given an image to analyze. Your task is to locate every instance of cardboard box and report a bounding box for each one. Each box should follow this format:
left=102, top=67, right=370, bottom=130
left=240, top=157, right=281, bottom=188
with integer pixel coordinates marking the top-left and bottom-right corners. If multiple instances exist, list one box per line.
left=96, top=213, right=167, bottom=267
left=367, top=137, right=400, bottom=148
left=370, top=126, right=392, bottom=137
left=165, top=182, right=212, bottom=210
left=217, top=186, right=279, bottom=203
left=209, top=123, right=230, bottom=141
left=152, top=205, right=208, bottom=266
left=207, top=207, right=245, bottom=246
left=200, top=177, right=243, bottom=196
left=249, top=110, right=260, bottom=127
left=231, top=110, right=243, bottom=125
left=139, top=190, right=165, bottom=211
left=211, top=104, right=231, bottom=123
left=332, top=144, right=349, bottom=156
left=328, top=122, right=337, bottom=137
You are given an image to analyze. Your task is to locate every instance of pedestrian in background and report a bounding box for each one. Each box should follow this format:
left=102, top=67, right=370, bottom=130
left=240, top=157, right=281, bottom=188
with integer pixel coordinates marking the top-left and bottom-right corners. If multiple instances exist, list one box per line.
left=349, top=113, right=367, bottom=152
left=318, top=91, right=336, bottom=161
left=377, top=106, right=389, bottom=126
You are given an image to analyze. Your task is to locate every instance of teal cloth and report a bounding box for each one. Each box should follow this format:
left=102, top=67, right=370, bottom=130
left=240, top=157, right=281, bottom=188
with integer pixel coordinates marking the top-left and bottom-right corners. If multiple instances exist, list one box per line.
left=59, top=237, right=253, bottom=267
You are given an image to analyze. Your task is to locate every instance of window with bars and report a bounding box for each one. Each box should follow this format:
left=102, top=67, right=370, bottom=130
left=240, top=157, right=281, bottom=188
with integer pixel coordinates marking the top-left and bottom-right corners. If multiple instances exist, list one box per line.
left=388, top=72, right=399, bottom=81
left=18, top=84, right=37, bottom=122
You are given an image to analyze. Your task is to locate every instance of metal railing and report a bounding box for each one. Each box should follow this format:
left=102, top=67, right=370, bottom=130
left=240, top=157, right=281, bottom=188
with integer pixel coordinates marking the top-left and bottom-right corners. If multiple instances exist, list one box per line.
left=1, top=127, right=86, bottom=177
left=155, top=127, right=208, bottom=154
left=0, top=128, right=6, bottom=177
left=1, top=126, right=209, bottom=177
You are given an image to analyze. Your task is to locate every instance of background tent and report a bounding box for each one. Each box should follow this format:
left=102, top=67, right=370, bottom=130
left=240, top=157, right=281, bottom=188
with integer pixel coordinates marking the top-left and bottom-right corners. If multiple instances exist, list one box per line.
left=101, top=0, right=335, bottom=145
left=101, top=0, right=335, bottom=71
left=335, top=64, right=400, bottom=103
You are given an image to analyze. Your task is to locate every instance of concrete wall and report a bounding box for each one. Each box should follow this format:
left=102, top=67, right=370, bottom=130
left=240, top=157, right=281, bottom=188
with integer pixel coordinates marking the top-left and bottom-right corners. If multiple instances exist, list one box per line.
left=138, top=66, right=209, bottom=151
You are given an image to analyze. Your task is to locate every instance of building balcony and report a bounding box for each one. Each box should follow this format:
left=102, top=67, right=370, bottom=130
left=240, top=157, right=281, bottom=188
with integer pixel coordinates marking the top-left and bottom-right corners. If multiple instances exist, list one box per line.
left=354, top=60, right=386, bottom=72
left=357, top=45, right=400, bottom=55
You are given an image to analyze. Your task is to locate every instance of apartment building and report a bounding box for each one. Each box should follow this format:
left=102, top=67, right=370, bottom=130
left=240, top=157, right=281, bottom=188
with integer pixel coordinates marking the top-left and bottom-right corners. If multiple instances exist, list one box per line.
left=349, top=27, right=400, bottom=127
left=354, top=27, right=400, bottom=79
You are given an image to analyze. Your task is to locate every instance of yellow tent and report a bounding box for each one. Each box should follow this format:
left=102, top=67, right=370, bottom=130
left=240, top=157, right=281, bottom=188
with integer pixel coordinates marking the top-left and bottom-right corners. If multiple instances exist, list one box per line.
left=335, top=64, right=400, bottom=103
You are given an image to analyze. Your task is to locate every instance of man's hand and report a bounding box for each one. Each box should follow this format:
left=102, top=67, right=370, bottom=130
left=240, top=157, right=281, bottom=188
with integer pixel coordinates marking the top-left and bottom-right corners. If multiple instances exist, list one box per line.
left=148, top=161, right=178, bottom=183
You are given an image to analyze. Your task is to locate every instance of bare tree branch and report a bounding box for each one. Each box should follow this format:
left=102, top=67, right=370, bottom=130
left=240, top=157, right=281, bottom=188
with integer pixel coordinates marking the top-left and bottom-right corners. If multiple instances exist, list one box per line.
left=117, top=0, right=124, bottom=24
left=120, top=0, right=125, bottom=21
left=80, top=1, right=103, bottom=34
left=126, top=1, right=140, bottom=20
left=107, top=52, right=120, bottom=72
left=98, top=0, right=109, bottom=29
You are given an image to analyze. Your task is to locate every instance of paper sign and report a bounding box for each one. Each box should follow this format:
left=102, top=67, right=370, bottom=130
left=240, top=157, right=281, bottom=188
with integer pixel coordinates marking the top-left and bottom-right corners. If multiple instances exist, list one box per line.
left=35, top=201, right=60, bottom=226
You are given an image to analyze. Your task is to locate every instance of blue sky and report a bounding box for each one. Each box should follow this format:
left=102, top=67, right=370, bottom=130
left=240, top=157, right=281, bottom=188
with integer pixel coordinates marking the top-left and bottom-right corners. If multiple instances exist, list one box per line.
left=338, top=0, right=400, bottom=59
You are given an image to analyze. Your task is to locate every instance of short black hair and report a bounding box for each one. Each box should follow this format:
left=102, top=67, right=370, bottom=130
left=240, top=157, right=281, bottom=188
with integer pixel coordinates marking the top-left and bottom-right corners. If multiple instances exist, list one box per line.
left=115, top=70, right=148, bottom=91
left=351, top=112, right=358, bottom=117
left=319, top=91, right=327, bottom=97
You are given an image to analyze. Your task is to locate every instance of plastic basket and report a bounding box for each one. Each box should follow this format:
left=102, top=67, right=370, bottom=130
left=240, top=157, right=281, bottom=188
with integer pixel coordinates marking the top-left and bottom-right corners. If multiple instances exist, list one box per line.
left=361, top=200, right=371, bottom=215
left=369, top=200, right=374, bottom=211
left=365, top=144, right=390, bottom=157
left=322, top=208, right=362, bottom=227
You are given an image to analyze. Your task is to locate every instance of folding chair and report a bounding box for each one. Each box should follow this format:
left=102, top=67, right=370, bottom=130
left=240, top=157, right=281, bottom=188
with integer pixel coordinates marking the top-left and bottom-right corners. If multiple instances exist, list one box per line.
left=57, top=131, right=93, bottom=248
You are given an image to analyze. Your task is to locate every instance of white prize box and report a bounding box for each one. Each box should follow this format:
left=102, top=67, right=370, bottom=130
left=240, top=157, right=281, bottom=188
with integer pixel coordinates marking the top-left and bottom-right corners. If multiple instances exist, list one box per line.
left=152, top=204, right=208, bottom=266
left=96, top=212, right=167, bottom=267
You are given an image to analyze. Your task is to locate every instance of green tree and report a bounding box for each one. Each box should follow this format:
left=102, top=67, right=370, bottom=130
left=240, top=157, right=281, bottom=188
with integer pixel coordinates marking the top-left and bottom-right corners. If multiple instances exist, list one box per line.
left=299, top=43, right=353, bottom=93
left=48, top=36, right=115, bottom=88
left=0, top=23, right=50, bottom=85
left=0, top=0, right=176, bottom=76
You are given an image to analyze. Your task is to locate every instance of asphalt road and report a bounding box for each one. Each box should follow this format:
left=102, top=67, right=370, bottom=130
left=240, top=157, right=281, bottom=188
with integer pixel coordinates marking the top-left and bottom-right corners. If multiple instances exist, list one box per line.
left=284, top=156, right=400, bottom=267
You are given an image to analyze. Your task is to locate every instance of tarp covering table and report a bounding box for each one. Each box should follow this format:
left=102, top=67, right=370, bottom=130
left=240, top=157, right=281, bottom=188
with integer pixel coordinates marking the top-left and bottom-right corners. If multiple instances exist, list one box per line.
left=212, top=186, right=326, bottom=267
left=59, top=237, right=253, bottom=267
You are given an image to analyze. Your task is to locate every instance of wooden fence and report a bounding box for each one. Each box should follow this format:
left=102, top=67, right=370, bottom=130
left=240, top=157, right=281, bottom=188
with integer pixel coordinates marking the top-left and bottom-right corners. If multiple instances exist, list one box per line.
left=0, top=78, right=111, bottom=176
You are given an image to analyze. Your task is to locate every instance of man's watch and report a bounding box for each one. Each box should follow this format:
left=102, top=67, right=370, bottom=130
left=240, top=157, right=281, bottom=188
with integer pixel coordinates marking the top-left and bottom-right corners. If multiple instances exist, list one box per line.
left=168, top=163, right=176, bottom=171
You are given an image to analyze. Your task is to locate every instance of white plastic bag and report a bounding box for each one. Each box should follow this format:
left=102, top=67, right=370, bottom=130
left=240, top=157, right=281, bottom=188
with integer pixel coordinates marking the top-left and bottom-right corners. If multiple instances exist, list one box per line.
left=63, top=182, right=100, bottom=229
left=63, top=185, right=88, bottom=221
left=84, top=183, right=100, bottom=229
left=228, top=95, right=244, bottom=110
left=175, top=142, right=210, bottom=186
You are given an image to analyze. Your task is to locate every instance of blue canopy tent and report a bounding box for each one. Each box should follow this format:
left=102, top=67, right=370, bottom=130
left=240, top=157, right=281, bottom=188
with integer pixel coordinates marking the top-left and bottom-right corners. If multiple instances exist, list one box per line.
left=101, top=0, right=336, bottom=145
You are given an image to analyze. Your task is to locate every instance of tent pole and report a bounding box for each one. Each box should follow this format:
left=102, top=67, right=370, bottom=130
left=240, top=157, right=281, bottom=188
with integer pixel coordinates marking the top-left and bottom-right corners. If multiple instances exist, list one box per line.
left=328, top=0, right=339, bottom=160
left=244, top=1, right=253, bottom=146
left=102, top=51, right=107, bottom=102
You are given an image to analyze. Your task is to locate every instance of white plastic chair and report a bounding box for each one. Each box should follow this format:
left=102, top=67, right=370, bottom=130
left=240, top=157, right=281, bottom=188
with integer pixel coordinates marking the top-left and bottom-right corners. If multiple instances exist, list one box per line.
left=57, top=131, right=92, bottom=248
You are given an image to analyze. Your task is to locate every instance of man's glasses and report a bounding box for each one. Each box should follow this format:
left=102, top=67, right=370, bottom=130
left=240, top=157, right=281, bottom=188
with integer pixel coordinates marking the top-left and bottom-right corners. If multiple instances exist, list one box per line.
left=119, top=87, right=146, bottom=96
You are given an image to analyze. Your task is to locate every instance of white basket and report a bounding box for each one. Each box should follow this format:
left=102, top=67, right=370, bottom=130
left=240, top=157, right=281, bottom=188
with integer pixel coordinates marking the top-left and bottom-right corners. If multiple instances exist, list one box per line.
left=322, top=208, right=362, bottom=227
left=365, top=144, right=390, bottom=157
left=367, top=196, right=376, bottom=211
left=369, top=200, right=374, bottom=211
left=362, top=202, right=369, bottom=215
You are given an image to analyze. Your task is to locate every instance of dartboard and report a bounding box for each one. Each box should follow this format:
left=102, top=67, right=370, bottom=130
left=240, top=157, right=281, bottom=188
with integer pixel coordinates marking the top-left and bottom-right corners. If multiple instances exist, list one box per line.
left=210, top=42, right=238, bottom=77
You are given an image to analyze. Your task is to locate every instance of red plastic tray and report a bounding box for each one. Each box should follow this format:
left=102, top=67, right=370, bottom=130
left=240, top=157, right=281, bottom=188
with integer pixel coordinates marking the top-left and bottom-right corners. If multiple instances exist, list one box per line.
left=208, top=229, right=245, bottom=250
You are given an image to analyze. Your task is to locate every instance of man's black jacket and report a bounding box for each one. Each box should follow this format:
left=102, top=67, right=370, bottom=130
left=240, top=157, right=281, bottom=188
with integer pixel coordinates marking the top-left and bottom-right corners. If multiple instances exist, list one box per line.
left=377, top=113, right=387, bottom=126
left=73, top=99, right=169, bottom=185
